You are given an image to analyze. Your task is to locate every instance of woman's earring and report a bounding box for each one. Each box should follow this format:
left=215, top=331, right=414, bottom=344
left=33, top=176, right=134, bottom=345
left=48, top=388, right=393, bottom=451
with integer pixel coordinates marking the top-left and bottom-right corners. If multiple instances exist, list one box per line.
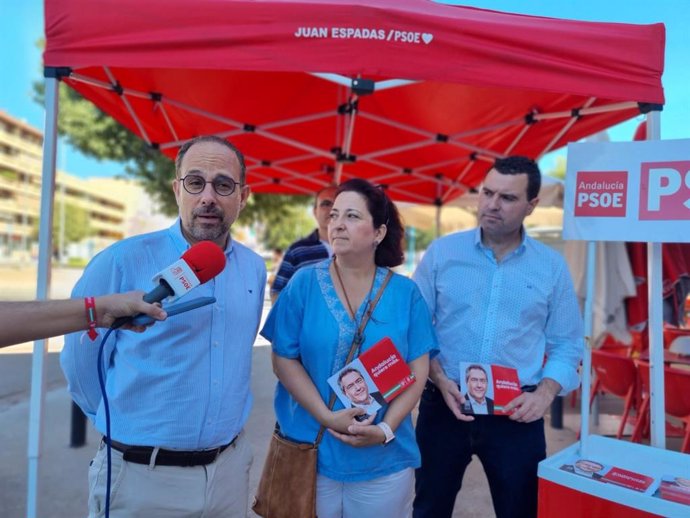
left=373, top=240, right=380, bottom=249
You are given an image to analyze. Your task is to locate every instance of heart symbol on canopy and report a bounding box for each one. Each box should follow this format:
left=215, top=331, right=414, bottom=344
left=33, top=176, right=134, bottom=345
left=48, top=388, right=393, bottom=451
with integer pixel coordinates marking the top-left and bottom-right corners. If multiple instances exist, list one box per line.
left=422, top=33, right=433, bottom=44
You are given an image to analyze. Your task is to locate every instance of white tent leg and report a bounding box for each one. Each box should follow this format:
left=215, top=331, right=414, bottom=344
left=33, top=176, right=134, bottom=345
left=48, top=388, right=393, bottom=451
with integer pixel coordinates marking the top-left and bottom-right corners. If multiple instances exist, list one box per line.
left=648, top=240, right=665, bottom=448
left=27, top=76, right=59, bottom=518
left=579, top=240, right=596, bottom=456
left=646, top=110, right=665, bottom=449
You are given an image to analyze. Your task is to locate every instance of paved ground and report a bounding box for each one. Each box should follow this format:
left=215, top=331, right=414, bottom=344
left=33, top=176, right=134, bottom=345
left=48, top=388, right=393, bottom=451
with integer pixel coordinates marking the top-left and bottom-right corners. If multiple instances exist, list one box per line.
left=0, top=265, right=590, bottom=518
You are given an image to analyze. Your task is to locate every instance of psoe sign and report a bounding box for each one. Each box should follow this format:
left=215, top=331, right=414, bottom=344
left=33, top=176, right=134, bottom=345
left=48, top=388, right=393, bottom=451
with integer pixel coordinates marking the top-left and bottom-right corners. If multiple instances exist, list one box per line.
left=574, top=171, right=628, bottom=217
left=639, top=161, right=690, bottom=220
left=563, top=139, right=690, bottom=243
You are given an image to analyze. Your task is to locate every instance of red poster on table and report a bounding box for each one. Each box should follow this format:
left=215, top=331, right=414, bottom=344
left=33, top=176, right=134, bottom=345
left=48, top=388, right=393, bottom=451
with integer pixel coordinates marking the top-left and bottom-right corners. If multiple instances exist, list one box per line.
left=654, top=476, right=690, bottom=505
left=602, top=467, right=655, bottom=492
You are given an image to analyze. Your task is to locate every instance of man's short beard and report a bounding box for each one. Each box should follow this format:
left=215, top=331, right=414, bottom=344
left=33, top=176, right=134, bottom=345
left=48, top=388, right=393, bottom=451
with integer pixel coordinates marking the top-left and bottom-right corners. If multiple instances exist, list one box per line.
left=188, top=218, right=229, bottom=243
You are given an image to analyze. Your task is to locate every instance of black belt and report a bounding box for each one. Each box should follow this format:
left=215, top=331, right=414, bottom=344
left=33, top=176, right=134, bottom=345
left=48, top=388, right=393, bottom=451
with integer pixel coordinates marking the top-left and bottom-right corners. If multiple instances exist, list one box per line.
left=107, top=435, right=238, bottom=467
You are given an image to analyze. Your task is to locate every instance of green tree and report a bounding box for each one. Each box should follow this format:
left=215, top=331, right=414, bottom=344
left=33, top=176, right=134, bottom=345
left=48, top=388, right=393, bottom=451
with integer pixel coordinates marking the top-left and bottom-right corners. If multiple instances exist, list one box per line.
left=412, top=227, right=435, bottom=251
left=258, top=195, right=315, bottom=250
left=32, top=200, right=91, bottom=248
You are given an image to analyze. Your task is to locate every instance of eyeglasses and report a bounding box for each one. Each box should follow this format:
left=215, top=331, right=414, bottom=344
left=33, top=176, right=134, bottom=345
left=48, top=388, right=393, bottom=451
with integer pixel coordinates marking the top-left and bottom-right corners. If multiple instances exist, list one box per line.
left=179, top=175, right=239, bottom=196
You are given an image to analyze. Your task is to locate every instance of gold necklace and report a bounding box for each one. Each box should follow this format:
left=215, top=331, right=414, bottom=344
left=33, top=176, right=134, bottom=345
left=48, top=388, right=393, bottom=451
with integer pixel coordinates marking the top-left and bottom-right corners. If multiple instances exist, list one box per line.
left=332, top=256, right=376, bottom=345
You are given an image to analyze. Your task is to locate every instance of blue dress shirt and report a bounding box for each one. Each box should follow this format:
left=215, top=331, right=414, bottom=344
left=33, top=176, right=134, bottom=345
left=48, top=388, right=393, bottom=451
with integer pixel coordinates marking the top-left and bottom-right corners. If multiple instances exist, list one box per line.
left=60, top=220, right=266, bottom=449
left=413, top=228, right=583, bottom=395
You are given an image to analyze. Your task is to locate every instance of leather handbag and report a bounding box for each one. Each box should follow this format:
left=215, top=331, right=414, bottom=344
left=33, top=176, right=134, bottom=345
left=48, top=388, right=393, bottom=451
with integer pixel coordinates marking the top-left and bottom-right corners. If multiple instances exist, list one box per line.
left=252, top=429, right=319, bottom=518
left=252, top=270, right=393, bottom=518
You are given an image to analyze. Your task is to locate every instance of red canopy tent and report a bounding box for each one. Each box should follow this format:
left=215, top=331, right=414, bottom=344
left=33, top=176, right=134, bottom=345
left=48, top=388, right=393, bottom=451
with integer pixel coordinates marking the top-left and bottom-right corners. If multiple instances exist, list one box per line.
left=29, top=1, right=666, bottom=517
left=43, top=0, right=665, bottom=204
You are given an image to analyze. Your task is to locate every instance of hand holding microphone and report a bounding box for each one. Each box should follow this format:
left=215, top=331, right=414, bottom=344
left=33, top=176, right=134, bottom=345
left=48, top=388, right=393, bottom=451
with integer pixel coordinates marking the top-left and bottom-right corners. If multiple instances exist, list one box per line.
left=111, top=241, right=226, bottom=329
left=97, top=292, right=168, bottom=331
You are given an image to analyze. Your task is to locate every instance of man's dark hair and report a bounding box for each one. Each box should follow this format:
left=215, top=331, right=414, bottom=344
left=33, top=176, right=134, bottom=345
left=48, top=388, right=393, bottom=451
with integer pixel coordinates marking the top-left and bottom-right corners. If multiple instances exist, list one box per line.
left=492, top=156, right=541, bottom=201
left=338, top=367, right=363, bottom=392
left=335, top=178, right=404, bottom=267
left=465, top=364, right=488, bottom=382
left=175, top=135, right=247, bottom=185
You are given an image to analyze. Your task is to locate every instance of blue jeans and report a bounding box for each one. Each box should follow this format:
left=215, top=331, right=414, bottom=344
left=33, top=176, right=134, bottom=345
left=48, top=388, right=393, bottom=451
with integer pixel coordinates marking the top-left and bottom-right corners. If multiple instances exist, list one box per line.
left=413, top=382, right=546, bottom=518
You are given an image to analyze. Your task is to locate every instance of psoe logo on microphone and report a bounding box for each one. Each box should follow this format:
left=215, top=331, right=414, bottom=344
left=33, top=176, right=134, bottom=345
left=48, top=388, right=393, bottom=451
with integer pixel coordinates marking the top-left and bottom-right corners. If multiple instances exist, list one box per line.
left=574, top=171, right=628, bottom=217
left=639, top=161, right=690, bottom=220
left=171, top=266, right=184, bottom=276
left=178, top=276, right=192, bottom=290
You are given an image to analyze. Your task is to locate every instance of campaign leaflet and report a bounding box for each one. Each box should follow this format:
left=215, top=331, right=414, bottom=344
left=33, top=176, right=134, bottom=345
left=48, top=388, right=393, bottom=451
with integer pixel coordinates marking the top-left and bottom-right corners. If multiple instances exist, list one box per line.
left=602, top=467, right=655, bottom=493
left=458, top=362, right=521, bottom=415
left=653, top=475, right=690, bottom=506
left=559, top=456, right=656, bottom=494
left=327, top=337, right=415, bottom=420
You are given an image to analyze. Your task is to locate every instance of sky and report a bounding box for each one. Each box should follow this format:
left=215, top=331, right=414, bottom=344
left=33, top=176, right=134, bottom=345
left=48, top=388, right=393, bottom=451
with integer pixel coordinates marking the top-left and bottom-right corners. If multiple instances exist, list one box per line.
left=0, top=0, right=688, bottom=178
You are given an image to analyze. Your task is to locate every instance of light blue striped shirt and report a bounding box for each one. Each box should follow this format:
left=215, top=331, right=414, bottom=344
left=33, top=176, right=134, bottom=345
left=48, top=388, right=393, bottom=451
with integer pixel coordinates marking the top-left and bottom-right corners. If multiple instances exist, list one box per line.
left=413, top=228, right=583, bottom=394
left=60, top=220, right=266, bottom=449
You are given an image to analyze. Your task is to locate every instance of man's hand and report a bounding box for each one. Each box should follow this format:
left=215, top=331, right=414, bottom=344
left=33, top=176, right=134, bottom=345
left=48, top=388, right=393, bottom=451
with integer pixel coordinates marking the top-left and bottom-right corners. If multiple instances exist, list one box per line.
left=429, top=359, right=474, bottom=421
left=438, top=377, right=474, bottom=422
left=504, top=378, right=561, bottom=423
left=328, top=421, right=384, bottom=447
left=97, top=291, right=167, bottom=331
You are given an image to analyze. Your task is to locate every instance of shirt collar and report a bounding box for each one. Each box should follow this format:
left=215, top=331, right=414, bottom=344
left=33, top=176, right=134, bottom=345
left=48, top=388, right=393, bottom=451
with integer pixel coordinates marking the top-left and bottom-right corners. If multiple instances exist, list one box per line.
left=473, top=226, right=528, bottom=257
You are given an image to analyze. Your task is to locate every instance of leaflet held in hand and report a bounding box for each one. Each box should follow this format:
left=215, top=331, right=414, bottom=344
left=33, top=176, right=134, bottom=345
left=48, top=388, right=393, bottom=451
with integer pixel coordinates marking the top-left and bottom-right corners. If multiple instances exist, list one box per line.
left=328, top=337, right=415, bottom=419
left=458, top=362, right=521, bottom=415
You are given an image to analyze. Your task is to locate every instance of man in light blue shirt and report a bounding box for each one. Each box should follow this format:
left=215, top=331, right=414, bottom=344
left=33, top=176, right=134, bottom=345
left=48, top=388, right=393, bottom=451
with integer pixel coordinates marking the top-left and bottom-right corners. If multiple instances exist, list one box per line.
left=61, top=136, right=266, bottom=518
left=412, top=156, right=583, bottom=518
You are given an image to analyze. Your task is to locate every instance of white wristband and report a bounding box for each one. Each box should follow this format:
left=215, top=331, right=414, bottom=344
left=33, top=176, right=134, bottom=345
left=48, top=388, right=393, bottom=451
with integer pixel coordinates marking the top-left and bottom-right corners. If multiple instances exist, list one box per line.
left=376, top=422, right=395, bottom=445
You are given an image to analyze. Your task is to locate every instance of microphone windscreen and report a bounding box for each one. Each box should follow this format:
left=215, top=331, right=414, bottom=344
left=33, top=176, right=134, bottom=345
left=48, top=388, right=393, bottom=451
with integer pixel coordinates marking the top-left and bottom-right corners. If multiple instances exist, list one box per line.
left=181, top=241, right=227, bottom=284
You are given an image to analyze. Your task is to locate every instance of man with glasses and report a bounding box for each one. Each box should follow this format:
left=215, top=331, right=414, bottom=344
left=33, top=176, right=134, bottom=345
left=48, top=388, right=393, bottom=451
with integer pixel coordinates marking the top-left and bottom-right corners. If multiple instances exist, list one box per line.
left=270, top=184, right=337, bottom=303
left=61, top=135, right=266, bottom=518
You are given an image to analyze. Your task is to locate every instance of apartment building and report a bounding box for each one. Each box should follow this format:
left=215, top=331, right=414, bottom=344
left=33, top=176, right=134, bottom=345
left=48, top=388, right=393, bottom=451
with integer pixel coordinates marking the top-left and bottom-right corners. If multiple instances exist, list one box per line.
left=0, top=110, right=131, bottom=261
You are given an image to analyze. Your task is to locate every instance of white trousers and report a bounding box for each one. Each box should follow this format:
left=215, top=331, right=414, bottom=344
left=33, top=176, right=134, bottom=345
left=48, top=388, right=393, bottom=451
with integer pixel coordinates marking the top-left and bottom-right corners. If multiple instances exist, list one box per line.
left=316, top=467, right=414, bottom=518
left=87, top=433, right=253, bottom=518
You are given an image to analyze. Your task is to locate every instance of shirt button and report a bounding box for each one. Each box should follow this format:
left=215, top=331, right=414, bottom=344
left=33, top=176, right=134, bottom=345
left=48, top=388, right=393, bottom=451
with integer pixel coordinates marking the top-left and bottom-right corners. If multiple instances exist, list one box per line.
left=213, top=341, right=219, bottom=347
left=207, top=420, right=212, bottom=425
left=213, top=380, right=219, bottom=385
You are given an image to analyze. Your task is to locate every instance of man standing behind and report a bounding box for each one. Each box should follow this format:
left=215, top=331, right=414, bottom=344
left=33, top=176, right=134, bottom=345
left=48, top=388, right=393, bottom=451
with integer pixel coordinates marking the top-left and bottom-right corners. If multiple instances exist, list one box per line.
left=412, top=156, right=583, bottom=518
left=270, top=184, right=336, bottom=303
left=61, top=136, right=266, bottom=518
left=462, top=364, right=494, bottom=415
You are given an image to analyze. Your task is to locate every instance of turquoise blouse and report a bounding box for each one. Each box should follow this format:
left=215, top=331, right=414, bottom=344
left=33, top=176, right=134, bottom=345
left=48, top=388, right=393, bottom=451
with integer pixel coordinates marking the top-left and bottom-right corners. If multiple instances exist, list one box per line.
left=261, top=259, right=437, bottom=482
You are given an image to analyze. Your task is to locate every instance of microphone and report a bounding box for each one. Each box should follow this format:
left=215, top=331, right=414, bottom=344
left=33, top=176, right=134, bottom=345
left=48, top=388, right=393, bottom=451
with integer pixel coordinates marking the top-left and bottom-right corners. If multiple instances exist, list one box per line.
left=130, top=296, right=217, bottom=326
left=144, top=241, right=227, bottom=304
left=111, top=241, right=226, bottom=329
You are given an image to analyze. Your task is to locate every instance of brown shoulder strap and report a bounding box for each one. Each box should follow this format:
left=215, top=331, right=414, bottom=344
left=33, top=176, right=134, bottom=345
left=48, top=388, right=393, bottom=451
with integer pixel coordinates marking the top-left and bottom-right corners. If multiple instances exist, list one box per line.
left=315, top=269, right=394, bottom=446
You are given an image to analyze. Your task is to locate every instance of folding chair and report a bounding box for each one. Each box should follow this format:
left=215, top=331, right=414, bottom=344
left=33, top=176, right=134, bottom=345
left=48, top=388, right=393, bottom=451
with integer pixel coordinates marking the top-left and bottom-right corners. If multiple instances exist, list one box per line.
left=631, top=361, right=690, bottom=453
left=586, top=349, right=639, bottom=439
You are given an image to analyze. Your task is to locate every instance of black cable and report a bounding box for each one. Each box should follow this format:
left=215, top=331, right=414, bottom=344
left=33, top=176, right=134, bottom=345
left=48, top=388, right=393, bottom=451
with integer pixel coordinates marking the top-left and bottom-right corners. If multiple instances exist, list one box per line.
left=97, top=328, right=115, bottom=518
